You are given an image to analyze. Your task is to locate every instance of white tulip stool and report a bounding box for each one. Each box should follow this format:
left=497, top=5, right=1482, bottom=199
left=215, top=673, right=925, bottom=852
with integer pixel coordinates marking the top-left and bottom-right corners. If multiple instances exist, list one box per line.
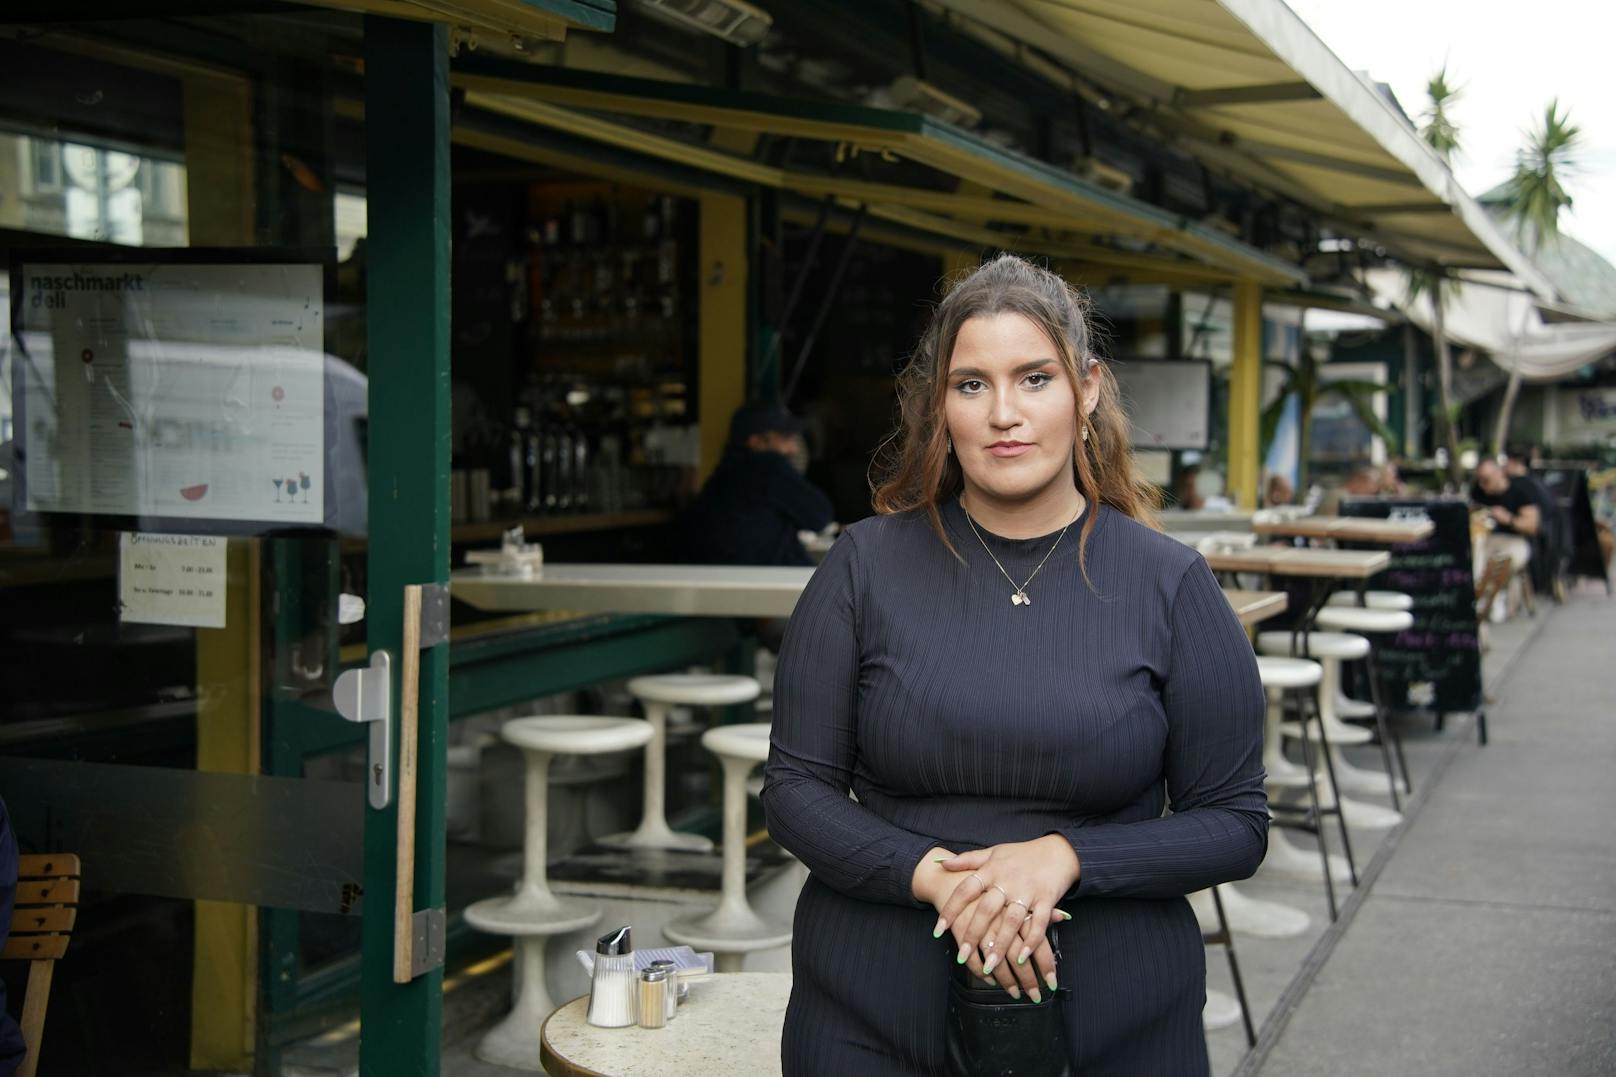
left=464, top=716, right=655, bottom=1070
left=1324, top=590, right=1414, bottom=719
left=1314, top=605, right=1416, bottom=804
left=1255, top=654, right=1353, bottom=918
left=663, top=723, right=792, bottom=972
left=1326, top=589, right=1414, bottom=611
left=601, top=673, right=761, bottom=852
left=1259, top=632, right=1402, bottom=832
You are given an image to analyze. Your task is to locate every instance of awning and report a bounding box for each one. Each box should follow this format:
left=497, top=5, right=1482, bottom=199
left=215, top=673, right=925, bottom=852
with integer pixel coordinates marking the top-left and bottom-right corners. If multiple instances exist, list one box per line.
left=925, top=0, right=1555, bottom=296
left=1365, top=269, right=1616, bottom=382
left=291, top=0, right=613, bottom=39
left=449, top=57, right=1309, bottom=287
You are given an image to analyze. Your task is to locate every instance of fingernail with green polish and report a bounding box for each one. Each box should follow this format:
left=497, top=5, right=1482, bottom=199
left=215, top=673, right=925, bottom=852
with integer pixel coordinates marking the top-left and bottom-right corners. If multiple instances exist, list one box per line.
left=932, top=917, right=946, bottom=938
left=1045, top=972, right=1058, bottom=991
left=1029, top=989, right=1043, bottom=1005
left=932, top=856, right=949, bottom=863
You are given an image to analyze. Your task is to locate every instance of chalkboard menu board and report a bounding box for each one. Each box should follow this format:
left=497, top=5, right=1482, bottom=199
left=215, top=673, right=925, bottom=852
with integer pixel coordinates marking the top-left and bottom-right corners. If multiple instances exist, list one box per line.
left=1341, top=498, right=1483, bottom=713
left=1538, top=463, right=1610, bottom=588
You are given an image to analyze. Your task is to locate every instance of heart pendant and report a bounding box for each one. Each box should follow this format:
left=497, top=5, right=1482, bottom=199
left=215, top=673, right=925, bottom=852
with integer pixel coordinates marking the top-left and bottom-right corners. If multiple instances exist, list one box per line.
left=1011, top=591, right=1029, bottom=606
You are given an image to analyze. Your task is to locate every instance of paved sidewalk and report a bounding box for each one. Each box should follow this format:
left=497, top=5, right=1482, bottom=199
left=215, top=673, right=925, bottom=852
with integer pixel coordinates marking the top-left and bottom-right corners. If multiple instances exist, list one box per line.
left=1254, top=590, right=1616, bottom=1077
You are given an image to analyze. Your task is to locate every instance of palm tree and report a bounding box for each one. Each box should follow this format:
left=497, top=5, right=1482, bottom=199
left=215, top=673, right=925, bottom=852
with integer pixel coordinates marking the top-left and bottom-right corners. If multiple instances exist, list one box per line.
left=1410, top=66, right=1465, bottom=484
left=1491, top=100, right=1582, bottom=454
left=1261, top=344, right=1400, bottom=492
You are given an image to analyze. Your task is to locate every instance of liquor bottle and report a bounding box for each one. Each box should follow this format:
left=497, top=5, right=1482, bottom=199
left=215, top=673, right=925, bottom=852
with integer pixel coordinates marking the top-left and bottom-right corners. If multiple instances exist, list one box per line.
left=508, top=407, right=532, bottom=506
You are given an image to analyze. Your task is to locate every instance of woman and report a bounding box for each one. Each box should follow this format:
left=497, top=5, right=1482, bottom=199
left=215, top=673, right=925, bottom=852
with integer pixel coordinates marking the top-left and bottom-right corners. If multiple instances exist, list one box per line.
left=760, top=254, right=1266, bottom=1075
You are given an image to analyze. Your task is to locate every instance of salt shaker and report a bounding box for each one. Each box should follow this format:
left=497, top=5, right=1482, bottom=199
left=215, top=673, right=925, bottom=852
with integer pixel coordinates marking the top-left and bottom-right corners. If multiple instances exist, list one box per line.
left=637, top=966, right=671, bottom=1030
left=587, top=926, right=637, bottom=1028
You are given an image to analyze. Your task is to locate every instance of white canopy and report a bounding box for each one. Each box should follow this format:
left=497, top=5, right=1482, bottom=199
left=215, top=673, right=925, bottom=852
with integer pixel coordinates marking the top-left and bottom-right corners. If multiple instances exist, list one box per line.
left=1364, top=268, right=1616, bottom=382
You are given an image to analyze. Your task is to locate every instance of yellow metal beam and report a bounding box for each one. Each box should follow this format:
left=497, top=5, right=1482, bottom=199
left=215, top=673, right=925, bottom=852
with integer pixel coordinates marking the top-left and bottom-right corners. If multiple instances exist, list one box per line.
left=190, top=540, right=262, bottom=1072
left=698, top=193, right=748, bottom=481
left=1229, top=282, right=1263, bottom=511
left=182, top=65, right=260, bottom=1072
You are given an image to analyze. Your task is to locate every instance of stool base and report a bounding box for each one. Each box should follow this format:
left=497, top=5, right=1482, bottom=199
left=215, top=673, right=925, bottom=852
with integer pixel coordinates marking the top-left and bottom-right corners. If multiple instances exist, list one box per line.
left=1190, top=886, right=1309, bottom=939
left=1203, top=989, right=1243, bottom=1032
left=597, top=825, right=715, bottom=854
left=1259, top=830, right=1354, bottom=884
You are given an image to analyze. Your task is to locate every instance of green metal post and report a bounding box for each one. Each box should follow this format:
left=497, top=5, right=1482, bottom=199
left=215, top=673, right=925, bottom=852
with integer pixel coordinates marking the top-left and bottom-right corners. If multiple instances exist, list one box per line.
left=361, top=16, right=451, bottom=1076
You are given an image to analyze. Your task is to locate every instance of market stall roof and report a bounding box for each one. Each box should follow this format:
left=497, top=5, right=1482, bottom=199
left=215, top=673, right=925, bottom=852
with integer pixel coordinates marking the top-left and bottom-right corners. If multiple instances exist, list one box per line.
left=925, top=0, right=1555, bottom=296
left=291, top=0, right=613, bottom=39
left=451, top=57, right=1308, bottom=286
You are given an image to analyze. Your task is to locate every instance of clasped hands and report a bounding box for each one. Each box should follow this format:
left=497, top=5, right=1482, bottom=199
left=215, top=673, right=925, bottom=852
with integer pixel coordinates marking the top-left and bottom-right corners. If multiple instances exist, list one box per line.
left=911, top=835, right=1080, bottom=1004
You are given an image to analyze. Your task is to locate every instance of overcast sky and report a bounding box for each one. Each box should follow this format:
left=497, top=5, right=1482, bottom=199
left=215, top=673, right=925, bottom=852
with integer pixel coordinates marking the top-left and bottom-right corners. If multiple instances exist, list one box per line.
left=1285, top=0, right=1616, bottom=268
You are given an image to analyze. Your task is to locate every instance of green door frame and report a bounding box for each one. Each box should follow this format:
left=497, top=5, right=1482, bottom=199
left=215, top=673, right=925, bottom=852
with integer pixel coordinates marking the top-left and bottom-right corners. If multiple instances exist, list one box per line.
left=360, top=15, right=452, bottom=1075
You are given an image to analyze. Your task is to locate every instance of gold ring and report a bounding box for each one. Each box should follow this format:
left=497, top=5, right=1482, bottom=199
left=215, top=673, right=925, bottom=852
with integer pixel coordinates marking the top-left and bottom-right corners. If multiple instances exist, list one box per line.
left=969, top=873, right=986, bottom=888
left=1008, top=898, right=1030, bottom=912
left=991, top=883, right=1011, bottom=902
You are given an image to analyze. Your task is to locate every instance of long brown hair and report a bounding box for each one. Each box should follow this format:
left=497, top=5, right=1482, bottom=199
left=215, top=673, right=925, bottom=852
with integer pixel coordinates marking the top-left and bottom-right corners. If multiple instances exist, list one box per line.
left=870, top=253, right=1161, bottom=577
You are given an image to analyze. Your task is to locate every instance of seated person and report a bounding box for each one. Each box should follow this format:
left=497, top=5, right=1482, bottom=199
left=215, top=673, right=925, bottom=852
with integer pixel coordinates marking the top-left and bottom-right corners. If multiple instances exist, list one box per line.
left=1263, top=472, right=1294, bottom=508
left=1171, top=465, right=1205, bottom=510
left=1320, top=463, right=1381, bottom=515
left=1470, top=458, right=1540, bottom=609
left=1503, top=447, right=1565, bottom=597
left=680, top=403, right=834, bottom=567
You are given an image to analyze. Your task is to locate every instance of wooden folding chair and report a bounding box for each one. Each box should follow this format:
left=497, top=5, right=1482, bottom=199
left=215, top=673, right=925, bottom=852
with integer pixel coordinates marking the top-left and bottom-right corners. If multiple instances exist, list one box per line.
left=5, top=854, right=80, bottom=1077
left=1474, top=553, right=1513, bottom=651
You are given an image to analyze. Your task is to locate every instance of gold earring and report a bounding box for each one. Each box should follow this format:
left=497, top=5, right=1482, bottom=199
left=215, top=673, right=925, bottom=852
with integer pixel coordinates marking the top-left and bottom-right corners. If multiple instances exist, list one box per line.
left=1081, top=427, right=1089, bottom=442
left=947, top=435, right=953, bottom=454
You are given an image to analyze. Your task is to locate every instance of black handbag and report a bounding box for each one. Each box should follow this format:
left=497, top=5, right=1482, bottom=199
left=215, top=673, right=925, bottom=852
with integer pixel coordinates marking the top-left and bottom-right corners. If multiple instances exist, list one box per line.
left=943, top=925, right=1071, bottom=1077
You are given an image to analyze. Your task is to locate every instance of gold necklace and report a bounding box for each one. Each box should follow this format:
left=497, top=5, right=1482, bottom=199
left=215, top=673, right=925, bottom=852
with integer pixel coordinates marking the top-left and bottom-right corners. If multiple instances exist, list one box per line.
left=962, top=501, right=1081, bottom=607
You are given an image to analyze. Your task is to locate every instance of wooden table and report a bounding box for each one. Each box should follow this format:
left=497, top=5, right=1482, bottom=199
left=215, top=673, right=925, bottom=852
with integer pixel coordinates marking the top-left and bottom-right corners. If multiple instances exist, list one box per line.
left=540, top=972, right=790, bottom=1077
left=1223, top=589, right=1288, bottom=626
left=1202, top=547, right=1389, bottom=579
left=453, top=564, right=816, bottom=618
left=456, top=564, right=1302, bottom=625
left=1251, top=516, right=1434, bottom=545
left=1203, top=547, right=1390, bottom=638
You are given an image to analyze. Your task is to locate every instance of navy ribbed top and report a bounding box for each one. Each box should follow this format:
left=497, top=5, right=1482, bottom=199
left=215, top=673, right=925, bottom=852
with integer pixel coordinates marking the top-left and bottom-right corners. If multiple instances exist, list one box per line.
left=761, top=495, right=1267, bottom=1074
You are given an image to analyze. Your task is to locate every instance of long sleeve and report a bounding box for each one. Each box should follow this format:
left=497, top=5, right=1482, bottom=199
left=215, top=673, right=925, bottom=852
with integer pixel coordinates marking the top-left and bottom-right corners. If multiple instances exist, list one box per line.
left=1057, top=556, right=1269, bottom=899
left=761, top=532, right=942, bottom=908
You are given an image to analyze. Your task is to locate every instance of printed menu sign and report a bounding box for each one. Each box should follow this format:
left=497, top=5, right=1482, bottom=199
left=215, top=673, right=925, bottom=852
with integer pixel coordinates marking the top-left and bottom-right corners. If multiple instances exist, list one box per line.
left=17, top=262, right=324, bottom=526
left=119, top=532, right=227, bottom=629
left=1341, top=498, right=1483, bottom=713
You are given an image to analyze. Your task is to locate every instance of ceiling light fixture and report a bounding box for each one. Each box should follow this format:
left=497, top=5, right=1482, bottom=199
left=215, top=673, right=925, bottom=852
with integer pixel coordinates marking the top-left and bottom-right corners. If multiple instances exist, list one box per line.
left=634, top=0, right=773, bottom=47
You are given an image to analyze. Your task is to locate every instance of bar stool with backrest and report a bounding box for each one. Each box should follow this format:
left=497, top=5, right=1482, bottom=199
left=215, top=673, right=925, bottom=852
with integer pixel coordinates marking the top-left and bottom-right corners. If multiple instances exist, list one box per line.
left=1311, top=604, right=1415, bottom=804
left=464, top=715, right=655, bottom=1071
left=663, top=722, right=791, bottom=971
left=601, top=674, right=761, bottom=852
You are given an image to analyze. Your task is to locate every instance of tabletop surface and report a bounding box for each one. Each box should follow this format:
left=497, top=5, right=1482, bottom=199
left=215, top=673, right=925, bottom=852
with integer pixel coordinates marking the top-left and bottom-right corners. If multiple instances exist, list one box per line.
left=1222, top=589, right=1289, bottom=626
left=1202, top=546, right=1390, bottom=579
left=454, top=562, right=1293, bottom=618
left=541, top=972, right=791, bottom=1077
left=452, top=564, right=816, bottom=618
left=1251, top=516, right=1434, bottom=544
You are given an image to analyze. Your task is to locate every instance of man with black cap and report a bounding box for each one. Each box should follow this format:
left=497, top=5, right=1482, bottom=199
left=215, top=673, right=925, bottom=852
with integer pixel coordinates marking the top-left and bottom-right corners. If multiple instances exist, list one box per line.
left=680, top=402, right=835, bottom=567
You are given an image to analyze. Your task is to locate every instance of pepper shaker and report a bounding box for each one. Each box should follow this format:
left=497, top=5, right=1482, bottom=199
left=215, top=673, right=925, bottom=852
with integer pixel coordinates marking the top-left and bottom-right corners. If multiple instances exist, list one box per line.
left=637, top=966, right=670, bottom=1030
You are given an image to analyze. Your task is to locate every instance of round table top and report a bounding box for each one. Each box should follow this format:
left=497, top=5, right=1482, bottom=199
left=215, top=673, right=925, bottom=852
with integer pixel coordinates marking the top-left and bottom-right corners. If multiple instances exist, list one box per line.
left=540, top=972, right=790, bottom=1077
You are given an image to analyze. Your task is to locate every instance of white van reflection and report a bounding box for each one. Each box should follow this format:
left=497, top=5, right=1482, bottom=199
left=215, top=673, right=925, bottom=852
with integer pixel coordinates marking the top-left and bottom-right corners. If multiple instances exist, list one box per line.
left=3, top=332, right=367, bottom=538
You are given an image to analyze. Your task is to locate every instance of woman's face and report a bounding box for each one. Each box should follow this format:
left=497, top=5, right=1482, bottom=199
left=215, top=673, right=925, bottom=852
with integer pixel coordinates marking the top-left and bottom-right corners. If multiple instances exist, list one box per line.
left=944, top=312, right=1093, bottom=506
